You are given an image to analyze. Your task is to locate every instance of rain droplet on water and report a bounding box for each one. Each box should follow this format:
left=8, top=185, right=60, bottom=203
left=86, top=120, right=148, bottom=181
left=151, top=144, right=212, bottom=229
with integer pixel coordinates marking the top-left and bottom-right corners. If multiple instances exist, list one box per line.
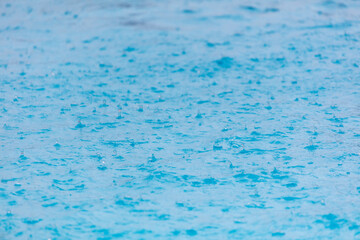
left=19, top=151, right=28, bottom=160
left=54, top=141, right=61, bottom=150
left=195, top=111, right=202, bottom=119
left=75, top=120, right=85, bottom=129
left=149, top=154, right=157, bottom=162
left=99, top=99, right=109, bottom=108
left=117, top=109, right=123, bottom=119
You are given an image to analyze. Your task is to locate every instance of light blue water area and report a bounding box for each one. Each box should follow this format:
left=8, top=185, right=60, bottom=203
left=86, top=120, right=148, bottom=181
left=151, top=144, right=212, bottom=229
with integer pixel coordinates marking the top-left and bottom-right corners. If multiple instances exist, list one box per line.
left=1, top=0, right=360, bottom=239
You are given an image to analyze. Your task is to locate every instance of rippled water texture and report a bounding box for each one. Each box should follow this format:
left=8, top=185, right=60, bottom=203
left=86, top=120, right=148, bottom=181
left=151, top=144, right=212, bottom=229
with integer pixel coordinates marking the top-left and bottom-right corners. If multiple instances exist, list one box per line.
left=1, top=0, right=360, bottom=239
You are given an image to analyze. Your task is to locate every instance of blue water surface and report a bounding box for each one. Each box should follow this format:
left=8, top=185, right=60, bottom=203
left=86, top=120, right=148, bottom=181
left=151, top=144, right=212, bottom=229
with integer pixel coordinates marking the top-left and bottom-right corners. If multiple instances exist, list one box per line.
left=1, top=0, right=360, bottom=239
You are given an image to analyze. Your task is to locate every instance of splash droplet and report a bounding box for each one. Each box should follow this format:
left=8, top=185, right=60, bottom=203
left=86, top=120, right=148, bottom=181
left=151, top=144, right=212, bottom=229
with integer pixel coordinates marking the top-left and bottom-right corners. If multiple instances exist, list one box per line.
left=19, top=151, right=28, bottom=160
left=195, top=111, right=202, bottom=119
left=117, top=109, right=123, bottom=119
left=75, top=120, right=85, bottom=129
left=99, top=99, right=109, bottom=108
left=149, top=154, right=157, bottom=162
left=54, top=141, right=61, bottom=150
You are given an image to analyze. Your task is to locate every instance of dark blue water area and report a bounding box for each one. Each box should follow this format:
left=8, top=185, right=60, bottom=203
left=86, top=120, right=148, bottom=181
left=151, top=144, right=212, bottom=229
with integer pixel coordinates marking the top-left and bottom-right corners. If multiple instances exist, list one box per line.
left=0, top=0, right=360, bottom=239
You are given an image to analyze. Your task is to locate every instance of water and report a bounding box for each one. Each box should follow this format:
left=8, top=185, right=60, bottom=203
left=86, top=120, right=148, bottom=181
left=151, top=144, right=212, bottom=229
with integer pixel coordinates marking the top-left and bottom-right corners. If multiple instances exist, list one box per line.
left=1, top=0, right=360, bottom=239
